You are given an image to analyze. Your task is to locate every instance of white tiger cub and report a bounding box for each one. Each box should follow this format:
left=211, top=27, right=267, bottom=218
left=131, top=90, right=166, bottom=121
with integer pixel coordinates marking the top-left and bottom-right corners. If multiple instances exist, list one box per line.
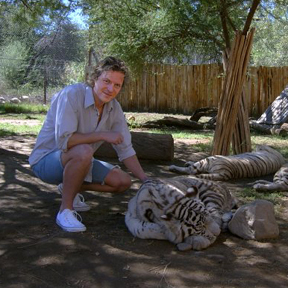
left=169, top=145, right=285, bottom=181
left=125, top=176, right=236, bottom=251
left=253, top=163, right=288, bottom=192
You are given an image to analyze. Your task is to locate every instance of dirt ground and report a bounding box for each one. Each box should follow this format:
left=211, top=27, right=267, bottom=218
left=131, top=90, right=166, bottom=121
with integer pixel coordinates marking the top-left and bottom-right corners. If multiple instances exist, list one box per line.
left=1, top=135, right=288, bottom=288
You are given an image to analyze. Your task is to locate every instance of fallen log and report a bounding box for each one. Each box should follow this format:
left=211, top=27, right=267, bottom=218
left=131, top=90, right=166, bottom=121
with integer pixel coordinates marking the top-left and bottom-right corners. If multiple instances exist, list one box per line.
left=141, top=116, right=206, bottom=130
left=250, top=121, right=288, bottom=136
left=94, top=131, right=174, bottom=161
left=189, top=107, right=218, bottom=122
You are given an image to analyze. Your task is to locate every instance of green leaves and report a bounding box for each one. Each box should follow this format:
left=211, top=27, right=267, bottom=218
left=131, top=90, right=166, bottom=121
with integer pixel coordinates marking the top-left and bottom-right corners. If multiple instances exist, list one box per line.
left=0, top=40, right=29, bottom=87
left=251, top=4, right=288, bottom=66
left=84, top=0, right=256, bottom=73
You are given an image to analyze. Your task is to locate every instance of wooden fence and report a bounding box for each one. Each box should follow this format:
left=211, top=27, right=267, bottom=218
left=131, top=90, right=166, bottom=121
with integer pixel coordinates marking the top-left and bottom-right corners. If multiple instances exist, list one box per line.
left=117, top=64, right=288, bottom=117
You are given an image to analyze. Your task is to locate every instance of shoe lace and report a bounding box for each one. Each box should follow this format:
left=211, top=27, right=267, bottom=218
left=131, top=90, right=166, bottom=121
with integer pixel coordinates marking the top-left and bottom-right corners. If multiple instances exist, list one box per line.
left=77, top=193, right=86, bottom=203
left=72, top=210, right=83, bottom=222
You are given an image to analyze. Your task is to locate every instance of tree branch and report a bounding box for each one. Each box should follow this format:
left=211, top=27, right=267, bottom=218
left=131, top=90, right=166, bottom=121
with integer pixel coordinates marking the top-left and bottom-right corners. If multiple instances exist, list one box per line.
left=242, top=0, right=261, bottom=35
left=20, top=0, right=32, bottom=11
left=219, top=0, right=231, bottom=50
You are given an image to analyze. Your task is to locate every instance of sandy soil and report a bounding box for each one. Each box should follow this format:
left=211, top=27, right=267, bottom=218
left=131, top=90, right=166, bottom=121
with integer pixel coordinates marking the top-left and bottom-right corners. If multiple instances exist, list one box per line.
left=1, top=135, right=288, bottom=288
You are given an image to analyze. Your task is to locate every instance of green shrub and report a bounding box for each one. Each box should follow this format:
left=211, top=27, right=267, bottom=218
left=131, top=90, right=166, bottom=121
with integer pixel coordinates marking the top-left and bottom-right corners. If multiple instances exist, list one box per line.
left=0, top=40, right=29, bottom=88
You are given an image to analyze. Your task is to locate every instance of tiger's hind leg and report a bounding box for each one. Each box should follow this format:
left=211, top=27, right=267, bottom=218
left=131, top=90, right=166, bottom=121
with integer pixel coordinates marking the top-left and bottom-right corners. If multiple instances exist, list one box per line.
left=169, top=164, right=193, bottom=175
left=253, top=182, right=288, bottom=192
left=197, top=173, right=228, bottom=181
left=252, top=179, right=271, bottom=185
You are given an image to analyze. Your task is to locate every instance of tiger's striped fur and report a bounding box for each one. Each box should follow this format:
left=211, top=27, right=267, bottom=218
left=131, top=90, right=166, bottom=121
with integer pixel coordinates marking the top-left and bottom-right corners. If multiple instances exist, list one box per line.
left=253, top=163, right=288, bottom=192
left=169, top=145, right=285, bottom=181
left=125, top=176, right=236, bottom=251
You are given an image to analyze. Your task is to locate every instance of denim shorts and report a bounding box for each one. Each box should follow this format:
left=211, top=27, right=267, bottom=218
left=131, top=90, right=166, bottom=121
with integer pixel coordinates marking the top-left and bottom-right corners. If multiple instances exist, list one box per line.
left=31, top=150, right=115, bottom=185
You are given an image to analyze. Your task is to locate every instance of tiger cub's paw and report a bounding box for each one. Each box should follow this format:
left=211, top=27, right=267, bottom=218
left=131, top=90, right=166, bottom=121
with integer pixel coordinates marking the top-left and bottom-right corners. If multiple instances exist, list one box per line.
left=168, top=165, right=178, bottom=172
left=221, top=211, right=234, bottom=232
left=176, top=242, right=193, bottom=251
left=183, top=235, right=211, bottom=251
left=205, top=218, right=221, bottom=240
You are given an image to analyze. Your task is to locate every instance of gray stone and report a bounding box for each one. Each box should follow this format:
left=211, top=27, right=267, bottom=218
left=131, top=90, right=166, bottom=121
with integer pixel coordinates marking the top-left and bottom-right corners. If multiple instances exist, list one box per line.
left=228, top=200, right=279, bottom=240
left=10, top=97, right=21, bottom=104
left=19, top=95, right=30, bottom=102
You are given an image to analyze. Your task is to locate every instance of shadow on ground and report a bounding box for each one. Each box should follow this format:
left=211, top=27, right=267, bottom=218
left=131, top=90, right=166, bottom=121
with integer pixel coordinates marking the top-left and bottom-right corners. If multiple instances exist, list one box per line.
left=0, top=137, right=288, bottom=288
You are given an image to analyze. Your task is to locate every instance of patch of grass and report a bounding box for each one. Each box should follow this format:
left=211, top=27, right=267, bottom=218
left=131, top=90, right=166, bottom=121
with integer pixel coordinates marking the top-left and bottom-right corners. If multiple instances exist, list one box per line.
left=0, top=113, right=45, bottom=121
left=236, top=187, right=286, bottom=205
left=192, top=142, right=213, bottom=153
left=251, top=134, right=288, bottom=158
left=0, top=122, right=42, bottom=136
left=172, top=131, right=213, bottom=140
left=0, top=103, right=48, bottom=114
left=142, top=128, right=213, bottom=139
left=235, top=187, right=288, bottom=215
left=0, top=103, right=47, bottom=136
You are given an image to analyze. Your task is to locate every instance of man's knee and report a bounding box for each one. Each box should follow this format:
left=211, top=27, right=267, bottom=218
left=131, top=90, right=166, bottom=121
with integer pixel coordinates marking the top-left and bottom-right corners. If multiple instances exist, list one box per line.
left=74, top=144, right=94, bottom=160
left=106, top=168, right=132, bottom=192
left=63, top=144, right=94, bottom=166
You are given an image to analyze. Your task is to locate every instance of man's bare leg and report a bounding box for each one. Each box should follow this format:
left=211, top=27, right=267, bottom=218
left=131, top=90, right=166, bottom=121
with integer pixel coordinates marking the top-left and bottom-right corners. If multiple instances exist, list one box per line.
left=60, top=144, right=94, bottom=212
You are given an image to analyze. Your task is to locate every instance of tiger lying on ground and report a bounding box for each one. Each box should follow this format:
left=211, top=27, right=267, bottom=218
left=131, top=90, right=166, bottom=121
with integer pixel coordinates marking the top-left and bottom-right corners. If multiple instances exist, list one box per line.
left=125, top=176, right=236, bottom=251
left=169, top=145, right=285, bottom=181
left=253, top=163, right=288, bottom=192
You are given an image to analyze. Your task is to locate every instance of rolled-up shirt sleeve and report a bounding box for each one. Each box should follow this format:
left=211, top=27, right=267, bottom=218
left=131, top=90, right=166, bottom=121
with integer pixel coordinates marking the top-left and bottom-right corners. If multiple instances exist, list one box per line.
left=110, top=107, right=136, bottom=162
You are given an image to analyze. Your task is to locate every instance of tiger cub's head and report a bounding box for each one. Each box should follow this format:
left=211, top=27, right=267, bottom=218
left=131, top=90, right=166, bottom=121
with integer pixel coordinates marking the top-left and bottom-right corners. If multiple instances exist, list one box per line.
left=160, top=186, right=221, bottom=245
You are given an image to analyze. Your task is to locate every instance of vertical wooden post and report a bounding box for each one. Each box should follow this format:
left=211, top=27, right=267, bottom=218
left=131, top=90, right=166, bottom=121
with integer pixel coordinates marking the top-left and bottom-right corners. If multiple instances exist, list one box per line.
left=43, top=65, right=47, bottom=105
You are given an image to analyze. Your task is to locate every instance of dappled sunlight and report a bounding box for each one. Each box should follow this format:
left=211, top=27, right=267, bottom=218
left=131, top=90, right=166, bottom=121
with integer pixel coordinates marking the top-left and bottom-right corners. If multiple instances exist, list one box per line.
left=109, top=206, right=121, bottom=212
left=222, top=238, right=239, bottom=248
left=57, top=238, right=77, bottom=246
left=33, top=255, right=66, bottom=266
left=236, top=255, right=270, bottom=265
left=247, top=241, right=274, bottom=249
left=1, top=137, right=288, bottom=287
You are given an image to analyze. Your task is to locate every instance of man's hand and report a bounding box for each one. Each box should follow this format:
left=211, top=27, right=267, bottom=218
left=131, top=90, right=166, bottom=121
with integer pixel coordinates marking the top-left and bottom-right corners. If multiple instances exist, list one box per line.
left=101, top=131, right=124, bottom=145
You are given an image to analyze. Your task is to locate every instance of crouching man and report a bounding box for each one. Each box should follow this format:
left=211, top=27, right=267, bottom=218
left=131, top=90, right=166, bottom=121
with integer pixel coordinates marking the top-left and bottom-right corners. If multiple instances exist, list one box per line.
left=29, top=56, right=148, bottom=232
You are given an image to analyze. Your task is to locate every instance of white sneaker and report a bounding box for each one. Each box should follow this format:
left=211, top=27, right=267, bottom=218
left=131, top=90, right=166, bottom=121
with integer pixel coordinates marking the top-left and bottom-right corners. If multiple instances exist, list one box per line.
left=57, top=184, right=91, bottom=212
left=56, top=209, right=86, bottom=232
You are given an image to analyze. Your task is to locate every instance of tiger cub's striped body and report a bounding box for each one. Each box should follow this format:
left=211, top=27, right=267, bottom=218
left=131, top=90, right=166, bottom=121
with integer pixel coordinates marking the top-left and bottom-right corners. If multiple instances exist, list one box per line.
left=253, top=163, right=288, bottom=192
left=169, top=145, right=285, bottom=181
left=125, top=176, right=236, bottom=251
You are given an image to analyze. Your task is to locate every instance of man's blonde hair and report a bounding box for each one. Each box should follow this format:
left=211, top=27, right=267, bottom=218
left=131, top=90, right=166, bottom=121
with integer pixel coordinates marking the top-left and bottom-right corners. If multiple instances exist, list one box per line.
left=86, top=56, right=129, bottom=88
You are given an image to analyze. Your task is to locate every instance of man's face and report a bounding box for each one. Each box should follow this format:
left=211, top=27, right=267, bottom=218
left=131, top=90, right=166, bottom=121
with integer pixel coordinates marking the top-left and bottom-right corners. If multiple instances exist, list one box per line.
left=93, top=70, right=125, bottom=106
